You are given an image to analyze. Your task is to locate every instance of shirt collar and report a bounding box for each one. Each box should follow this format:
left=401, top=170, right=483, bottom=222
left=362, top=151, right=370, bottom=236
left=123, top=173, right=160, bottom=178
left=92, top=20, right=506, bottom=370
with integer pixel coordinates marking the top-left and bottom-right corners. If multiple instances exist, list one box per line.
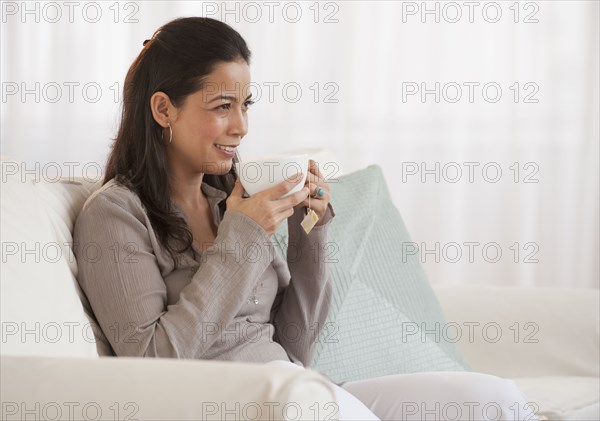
left=202, top=181, right=227, bottom=212
left=201, top=181, right=228, bottom=227
left=171, top=181, right=228, bottom=228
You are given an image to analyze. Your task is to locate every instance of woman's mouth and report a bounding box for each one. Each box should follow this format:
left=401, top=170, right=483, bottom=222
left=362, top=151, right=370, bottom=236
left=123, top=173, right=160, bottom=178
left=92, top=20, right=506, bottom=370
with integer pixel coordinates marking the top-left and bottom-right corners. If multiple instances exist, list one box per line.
left=214, top=144, right=236, bottom=158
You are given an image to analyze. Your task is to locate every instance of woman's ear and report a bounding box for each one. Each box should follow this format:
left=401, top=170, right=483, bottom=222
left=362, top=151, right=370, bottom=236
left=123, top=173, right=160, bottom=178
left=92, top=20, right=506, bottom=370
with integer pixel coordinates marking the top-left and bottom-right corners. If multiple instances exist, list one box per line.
left=150, top=92, right=175, bottom=127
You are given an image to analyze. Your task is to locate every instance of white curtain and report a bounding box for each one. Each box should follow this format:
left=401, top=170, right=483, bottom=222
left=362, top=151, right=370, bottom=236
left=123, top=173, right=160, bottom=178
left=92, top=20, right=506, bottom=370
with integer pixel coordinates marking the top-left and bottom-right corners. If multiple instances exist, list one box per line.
left=2, top=1, right=598, bottom=288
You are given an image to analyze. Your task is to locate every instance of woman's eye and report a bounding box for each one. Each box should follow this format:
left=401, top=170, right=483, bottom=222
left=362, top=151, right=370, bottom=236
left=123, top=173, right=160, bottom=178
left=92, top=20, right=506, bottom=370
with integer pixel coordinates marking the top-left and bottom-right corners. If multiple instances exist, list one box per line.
left=214, top=100, right=254, bottom=113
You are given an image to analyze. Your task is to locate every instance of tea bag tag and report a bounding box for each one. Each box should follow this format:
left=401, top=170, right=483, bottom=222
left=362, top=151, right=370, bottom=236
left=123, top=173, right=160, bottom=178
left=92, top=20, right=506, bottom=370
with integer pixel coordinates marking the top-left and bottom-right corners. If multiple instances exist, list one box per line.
left=301, top=208, right=319, bottom=234
left=300, top=183, right=319, bottom=234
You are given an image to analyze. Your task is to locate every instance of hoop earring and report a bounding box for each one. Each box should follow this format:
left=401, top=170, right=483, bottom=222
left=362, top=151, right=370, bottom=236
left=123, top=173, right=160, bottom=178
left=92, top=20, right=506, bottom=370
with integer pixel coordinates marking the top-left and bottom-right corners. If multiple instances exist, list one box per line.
left=162, top=123, right=172, bottom=145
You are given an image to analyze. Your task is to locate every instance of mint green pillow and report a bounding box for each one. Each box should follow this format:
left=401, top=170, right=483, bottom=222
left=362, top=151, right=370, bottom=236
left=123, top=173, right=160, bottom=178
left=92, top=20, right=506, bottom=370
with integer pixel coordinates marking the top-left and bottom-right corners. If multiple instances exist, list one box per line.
left=274, top=165, right=470, bottom=384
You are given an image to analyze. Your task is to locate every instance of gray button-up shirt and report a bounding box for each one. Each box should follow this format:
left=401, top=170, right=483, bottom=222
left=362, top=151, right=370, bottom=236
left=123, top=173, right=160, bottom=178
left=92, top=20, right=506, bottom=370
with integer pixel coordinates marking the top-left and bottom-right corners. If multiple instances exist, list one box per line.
left=73, top=178, right=335, bottom=368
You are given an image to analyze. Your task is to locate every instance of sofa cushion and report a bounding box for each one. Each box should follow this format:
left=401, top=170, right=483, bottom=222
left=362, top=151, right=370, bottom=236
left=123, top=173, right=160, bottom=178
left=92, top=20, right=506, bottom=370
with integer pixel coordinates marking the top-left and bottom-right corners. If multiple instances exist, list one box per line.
left=0, top=157, right=98, bottom=357
left=432, top=284, right=600, bottom=379
left=274, top=164, right=470, bottom=384
left=512, top=376, right=600, bottom=421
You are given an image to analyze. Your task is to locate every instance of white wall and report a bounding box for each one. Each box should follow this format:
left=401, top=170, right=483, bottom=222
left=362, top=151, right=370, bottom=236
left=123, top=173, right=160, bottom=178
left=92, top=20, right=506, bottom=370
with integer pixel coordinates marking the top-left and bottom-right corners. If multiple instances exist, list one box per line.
left=2, top=1, right=598, bottom=288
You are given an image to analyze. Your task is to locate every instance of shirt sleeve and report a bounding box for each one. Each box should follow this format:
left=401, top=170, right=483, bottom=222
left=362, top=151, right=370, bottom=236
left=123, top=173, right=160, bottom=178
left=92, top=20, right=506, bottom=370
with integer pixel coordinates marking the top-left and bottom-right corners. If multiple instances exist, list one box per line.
left=270, top=202, right=336, bottom=367
left=73, top=192, right=275, bottom=359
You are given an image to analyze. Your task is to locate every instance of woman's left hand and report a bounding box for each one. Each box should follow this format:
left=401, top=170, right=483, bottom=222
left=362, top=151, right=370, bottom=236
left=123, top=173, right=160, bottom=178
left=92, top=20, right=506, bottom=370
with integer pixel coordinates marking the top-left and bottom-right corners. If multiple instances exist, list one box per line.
left=297, top=159, right=331, bottom=226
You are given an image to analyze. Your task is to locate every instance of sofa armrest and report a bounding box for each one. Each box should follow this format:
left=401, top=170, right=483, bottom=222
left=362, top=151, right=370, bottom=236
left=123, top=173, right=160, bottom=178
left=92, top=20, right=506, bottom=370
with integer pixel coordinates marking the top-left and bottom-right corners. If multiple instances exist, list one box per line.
left=1, top=356, right=338, bottom=421
left=431, top=284, right=599, bottom=379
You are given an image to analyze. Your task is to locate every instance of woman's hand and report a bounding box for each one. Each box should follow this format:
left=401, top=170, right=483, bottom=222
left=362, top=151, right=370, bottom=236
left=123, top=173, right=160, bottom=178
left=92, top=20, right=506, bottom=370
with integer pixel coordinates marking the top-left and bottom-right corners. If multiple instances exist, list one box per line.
left=296, top=159, right=331, bottom=226
left=226, top=173, right=310, bottom=236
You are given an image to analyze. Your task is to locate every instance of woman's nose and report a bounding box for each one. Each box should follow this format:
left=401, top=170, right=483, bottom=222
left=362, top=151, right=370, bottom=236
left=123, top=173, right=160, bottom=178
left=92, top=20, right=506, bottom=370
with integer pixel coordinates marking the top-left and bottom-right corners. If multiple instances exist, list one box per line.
left=228, top=107, right=248, bottom=137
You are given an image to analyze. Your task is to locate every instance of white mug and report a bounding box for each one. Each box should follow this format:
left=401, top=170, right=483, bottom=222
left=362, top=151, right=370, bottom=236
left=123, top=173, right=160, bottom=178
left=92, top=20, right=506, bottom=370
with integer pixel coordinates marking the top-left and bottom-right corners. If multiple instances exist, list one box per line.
left=234, top=154, right=308, bottom=199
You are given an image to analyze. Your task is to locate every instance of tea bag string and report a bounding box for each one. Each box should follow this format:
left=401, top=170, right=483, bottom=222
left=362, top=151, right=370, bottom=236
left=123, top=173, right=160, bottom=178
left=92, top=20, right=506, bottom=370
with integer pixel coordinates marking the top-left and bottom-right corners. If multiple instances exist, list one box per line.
left=307, top=178, right=311, bottom=214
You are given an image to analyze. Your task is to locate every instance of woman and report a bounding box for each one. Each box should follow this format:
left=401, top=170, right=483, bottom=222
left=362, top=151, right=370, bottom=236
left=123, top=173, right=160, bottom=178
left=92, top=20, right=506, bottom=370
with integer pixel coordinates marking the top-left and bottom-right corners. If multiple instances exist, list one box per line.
left=73, top=17, right=540, bottom=421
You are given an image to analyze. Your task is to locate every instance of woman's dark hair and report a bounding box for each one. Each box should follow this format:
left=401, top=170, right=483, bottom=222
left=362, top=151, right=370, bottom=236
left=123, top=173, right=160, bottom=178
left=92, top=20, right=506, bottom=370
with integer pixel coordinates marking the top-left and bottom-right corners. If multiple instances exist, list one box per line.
left=103, top=17, right=251, bottom=268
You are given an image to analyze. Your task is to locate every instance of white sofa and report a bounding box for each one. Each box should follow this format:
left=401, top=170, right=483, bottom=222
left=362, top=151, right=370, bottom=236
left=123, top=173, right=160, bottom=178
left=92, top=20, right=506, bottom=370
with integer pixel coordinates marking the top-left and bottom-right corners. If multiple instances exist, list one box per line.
left=1, top=154, right=598, bottom=421
left=434, top=285, right=599, bottom=420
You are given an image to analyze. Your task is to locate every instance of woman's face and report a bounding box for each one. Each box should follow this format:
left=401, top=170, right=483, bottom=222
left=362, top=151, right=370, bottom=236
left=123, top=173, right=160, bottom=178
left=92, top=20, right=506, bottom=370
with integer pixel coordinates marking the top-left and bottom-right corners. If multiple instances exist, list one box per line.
left=167, top=59, right=252, bottom=175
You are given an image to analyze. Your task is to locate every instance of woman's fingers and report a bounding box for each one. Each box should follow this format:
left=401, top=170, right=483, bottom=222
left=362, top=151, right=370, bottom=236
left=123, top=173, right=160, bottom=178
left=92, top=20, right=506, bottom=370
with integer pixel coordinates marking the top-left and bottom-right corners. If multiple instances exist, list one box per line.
left=305, top=173, right=330, bottom=197
left=300, top=196, right=326, bottom=213
left=305, top=172, right=325, bottom=191
left=309, top=159, right=325, bottom=180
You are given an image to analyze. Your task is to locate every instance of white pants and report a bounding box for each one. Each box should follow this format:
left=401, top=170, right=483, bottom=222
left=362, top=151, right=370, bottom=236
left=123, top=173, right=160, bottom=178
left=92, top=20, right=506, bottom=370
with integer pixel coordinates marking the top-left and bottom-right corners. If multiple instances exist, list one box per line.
left=266, top=360, right=539, bottom=421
